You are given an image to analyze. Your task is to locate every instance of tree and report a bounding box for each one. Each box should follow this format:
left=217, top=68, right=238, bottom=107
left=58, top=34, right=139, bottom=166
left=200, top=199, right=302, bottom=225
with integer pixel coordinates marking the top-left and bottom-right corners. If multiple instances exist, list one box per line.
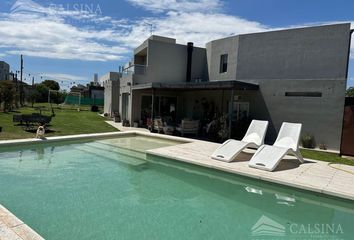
left=33, top=83, right=49, bottom=103
left=42, top=80, right=60, bottom=91
left=0, top=81, right=17, bottom=112
left=347, top=87, right=354, bottom=97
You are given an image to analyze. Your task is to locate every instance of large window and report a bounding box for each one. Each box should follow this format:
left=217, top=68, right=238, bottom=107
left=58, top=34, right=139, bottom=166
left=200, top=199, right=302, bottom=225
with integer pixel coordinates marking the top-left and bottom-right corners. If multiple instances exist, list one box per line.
left=219, top=54, right=228, bottom=73
left=141, top=95, right=177, bottom=124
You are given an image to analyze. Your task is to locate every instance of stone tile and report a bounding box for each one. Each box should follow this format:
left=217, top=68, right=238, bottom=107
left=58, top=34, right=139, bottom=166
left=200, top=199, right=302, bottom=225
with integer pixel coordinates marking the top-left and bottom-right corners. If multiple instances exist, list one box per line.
left=322, top=187, right=354, bottom=201
left=0, top=213, right=23, bottom=228
left=0, top=206, right=10, bottom=217
left=12, top=224, right=44, bottom=240
left=303, top=165, right=336, bottom=178
left=0, top=222, right=22, bottom=240
left=291, top=172, right=332, bottom=190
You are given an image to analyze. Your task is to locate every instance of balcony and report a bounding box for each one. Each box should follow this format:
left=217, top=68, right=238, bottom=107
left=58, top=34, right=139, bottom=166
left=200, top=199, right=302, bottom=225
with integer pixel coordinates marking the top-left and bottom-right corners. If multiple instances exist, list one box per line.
left=122, top=64, right=147, bottom=77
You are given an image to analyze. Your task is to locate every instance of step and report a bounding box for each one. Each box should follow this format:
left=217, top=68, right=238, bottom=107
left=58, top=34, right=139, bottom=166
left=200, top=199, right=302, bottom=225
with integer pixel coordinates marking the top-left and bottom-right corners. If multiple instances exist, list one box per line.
left=84, top=142, right=146, bottom=160
left=75, top=145, right=146, bottom=166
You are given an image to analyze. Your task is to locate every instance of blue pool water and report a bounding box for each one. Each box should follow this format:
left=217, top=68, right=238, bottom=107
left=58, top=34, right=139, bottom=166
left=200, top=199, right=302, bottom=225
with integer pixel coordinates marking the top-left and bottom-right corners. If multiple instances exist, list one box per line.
left=0, top=136, right=353, bottom=239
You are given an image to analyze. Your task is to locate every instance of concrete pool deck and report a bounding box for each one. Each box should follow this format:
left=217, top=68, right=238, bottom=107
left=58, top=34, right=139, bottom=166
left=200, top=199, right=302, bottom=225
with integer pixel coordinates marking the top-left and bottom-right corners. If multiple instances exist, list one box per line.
left=0, top=131, right=353, bottom=239
left=146, top=140, right=354, bottom=201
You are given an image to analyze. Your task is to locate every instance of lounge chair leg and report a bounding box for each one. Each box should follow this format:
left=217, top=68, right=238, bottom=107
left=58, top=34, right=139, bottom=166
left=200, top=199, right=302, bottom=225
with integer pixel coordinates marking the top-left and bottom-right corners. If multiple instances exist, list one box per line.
left=295, top=150, right=304, bottom=163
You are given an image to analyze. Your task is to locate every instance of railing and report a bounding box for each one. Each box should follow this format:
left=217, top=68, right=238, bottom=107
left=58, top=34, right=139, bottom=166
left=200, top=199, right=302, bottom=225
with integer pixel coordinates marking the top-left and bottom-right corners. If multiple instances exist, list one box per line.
left=122, top=64, right=147, bottom=76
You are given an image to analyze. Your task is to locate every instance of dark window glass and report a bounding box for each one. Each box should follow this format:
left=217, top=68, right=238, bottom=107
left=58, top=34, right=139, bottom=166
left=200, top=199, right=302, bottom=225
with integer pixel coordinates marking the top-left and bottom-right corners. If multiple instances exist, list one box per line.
left=285, top=92, right=322, bottom=97
left=219, top=54, right=228, bottom=73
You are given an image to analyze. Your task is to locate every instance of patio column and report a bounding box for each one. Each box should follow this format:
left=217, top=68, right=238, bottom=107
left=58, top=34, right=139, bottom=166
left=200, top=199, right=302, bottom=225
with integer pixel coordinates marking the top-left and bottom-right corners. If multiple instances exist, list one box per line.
left=151, top=88, right=155, bottom=120
left=229, top=89, right=234, bottom=139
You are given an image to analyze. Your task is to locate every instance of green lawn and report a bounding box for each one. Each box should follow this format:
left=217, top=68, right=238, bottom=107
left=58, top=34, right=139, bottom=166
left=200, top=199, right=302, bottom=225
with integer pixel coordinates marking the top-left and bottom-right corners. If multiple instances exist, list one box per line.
left=0, top=104, right=117, bottom=140
left=301, top=149, right=354, bottom=166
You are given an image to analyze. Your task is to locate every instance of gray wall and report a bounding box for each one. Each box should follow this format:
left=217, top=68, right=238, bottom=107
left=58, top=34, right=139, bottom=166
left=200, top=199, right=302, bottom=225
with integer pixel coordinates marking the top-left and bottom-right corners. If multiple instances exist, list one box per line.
left=206, top=36, right=239, bottom=81
left=103, top=80, right=120, bottom=116
left=102, top=72, right=120, bottom=117
left=134, top=39, right=208, bottom=84
left=206, top=23, right=351, bottom=150
left=236, top=24, right=351, bottom=80
left=248, top=79, right=347, bottom=149
left=119, top=75, right=133, bottom=121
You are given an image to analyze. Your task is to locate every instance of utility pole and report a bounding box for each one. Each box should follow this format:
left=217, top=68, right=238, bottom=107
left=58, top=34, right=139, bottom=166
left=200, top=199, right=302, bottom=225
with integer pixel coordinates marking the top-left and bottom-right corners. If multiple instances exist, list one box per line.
left=20, top=55, right=24, bottom=106
left=146, top=23, right=154, bottom=35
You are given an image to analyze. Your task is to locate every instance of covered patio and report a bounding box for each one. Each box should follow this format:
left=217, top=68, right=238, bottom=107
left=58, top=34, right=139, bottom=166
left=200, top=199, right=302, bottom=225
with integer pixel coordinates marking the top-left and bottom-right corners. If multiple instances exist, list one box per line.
left=130, top=80, right=260, bottom=141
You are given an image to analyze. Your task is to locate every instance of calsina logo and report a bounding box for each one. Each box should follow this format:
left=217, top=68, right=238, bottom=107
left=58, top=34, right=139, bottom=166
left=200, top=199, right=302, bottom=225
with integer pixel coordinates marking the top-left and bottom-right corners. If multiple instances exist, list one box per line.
left=251, top=215, right=286, bottom=237
left=10, top=0, right=102, bottom=17
left=10, top=0, right=47, bottom=15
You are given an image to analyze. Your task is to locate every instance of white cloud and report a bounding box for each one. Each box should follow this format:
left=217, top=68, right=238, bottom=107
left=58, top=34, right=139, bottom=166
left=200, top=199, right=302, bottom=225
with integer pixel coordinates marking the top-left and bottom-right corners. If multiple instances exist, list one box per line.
left=0, top=0, right=352, bottom=64
left=126, top=0, right=222, bottom=13
left=40, top=73, right=87, bottom=82
left=32, top=73, right=89, bottom=90
left=147, top=12, right=267, bottom=46
left=0, top=0, right=270, bottom=62
left=114, top=11, right=269, bottom=50
left=0, top=0, right=128, bottom=61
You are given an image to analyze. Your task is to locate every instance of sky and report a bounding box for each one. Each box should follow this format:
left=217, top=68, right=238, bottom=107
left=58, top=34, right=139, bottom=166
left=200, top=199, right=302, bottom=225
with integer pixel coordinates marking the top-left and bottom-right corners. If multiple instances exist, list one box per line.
left=0, top=0, right=353, bottom=89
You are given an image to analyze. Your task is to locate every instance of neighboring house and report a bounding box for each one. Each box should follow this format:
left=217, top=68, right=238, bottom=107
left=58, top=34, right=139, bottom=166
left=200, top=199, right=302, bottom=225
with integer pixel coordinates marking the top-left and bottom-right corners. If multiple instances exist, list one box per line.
left=70, top=83, right=104, bottom=102
left=0, top=61, right=10, bottom=81
left=89, top=86, right=104, bottom=100
left=70, top=84, right=87, bottom=95
left=102, top=72, right=120, bottom=117
left=115, top=23, right=352, bottom=151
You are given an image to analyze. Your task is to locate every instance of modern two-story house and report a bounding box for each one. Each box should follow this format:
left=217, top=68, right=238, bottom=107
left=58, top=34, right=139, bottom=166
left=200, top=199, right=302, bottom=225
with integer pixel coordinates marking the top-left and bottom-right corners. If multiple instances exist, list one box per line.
left=105, top=23, right=352, bottom=151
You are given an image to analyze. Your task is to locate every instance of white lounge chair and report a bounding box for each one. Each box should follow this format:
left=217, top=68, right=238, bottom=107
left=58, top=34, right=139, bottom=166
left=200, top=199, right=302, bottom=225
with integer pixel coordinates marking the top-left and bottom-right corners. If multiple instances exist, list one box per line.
left=248, top=122, right=304, bottom=171
left=211, top=120, right=269, bottom=162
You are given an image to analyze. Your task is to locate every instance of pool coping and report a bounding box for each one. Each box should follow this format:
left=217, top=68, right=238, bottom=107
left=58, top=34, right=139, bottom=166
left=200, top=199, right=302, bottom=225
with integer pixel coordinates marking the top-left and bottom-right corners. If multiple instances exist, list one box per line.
left=0, top=131, right=353, bottom=239
left=0, top=204, right=44, bottom=240
left=0, top=131, right=193, bottom=147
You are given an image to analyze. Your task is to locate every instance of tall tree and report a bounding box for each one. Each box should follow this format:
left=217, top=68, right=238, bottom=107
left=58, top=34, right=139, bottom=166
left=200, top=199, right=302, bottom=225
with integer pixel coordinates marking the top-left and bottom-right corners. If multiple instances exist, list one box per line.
left=33, top=83, right=49, bottom=103
left=0, top=81, right=17, bottom=112
left=42, top=80, right=60, bottom=91
left=347, top=87, right=354, bottom=97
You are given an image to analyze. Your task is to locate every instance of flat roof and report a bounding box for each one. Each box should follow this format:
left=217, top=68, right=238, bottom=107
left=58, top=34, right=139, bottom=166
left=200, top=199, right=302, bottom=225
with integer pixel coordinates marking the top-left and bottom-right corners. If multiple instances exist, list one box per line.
left=132, top=80, right=259, bottom=91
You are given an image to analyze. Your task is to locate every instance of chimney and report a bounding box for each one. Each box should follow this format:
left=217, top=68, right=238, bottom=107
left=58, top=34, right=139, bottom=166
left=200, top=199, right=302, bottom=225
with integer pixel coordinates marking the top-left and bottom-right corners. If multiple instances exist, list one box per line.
left=186, top=42, right=193, bottom=82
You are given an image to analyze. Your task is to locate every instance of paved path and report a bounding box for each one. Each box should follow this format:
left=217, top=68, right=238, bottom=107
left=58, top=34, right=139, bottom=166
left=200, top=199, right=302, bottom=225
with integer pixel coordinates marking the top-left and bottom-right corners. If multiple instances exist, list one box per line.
left=105, top=121, right=150, bottom=133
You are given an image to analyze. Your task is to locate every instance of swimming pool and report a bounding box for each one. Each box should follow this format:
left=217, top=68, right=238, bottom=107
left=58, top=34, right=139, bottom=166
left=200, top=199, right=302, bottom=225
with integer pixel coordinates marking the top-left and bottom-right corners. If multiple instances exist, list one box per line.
left=0, top=136, right=353, bottom=239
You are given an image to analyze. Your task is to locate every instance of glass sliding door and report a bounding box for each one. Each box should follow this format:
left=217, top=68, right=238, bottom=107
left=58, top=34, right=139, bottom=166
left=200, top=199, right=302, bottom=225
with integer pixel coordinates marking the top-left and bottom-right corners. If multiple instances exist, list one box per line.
left=140, top=95, right=177, bottom=124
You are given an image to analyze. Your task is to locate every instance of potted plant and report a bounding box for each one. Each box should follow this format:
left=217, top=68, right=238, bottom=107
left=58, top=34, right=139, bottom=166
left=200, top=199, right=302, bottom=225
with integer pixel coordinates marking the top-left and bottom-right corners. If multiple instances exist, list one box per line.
left=301, top=134, right=316, bottom=149
left=114, top=112, right=121, bottom=123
